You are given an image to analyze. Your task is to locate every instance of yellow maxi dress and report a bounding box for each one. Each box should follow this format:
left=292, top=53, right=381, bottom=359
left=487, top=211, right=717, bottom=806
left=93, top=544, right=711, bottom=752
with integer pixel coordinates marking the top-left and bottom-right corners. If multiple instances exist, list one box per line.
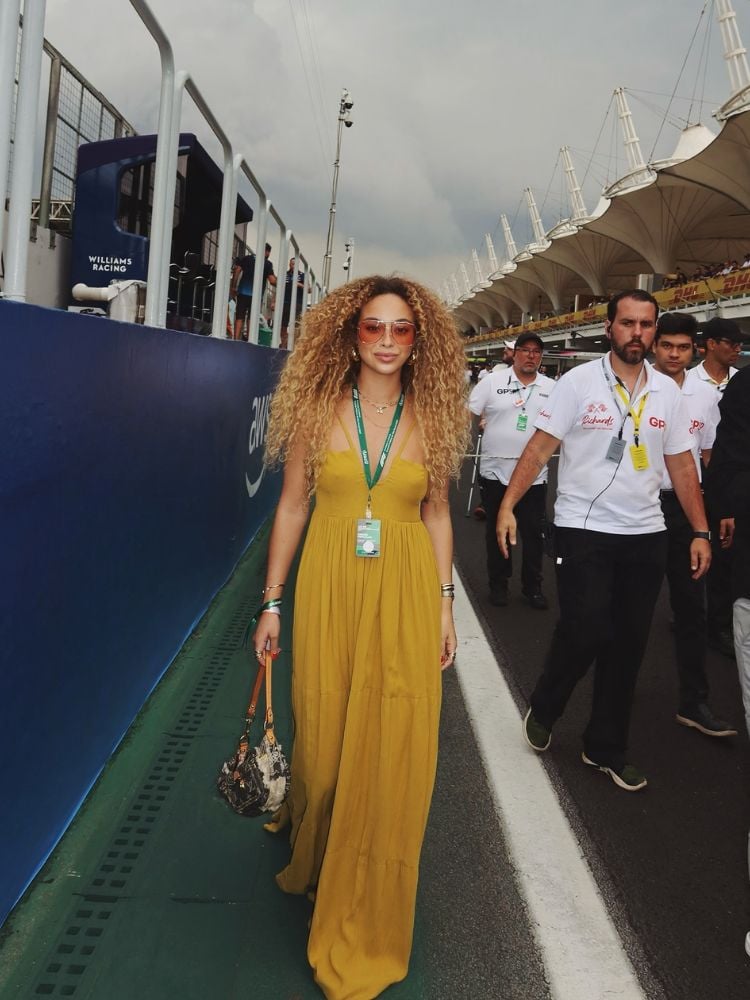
left=277, top=420, right=442, bottom=1000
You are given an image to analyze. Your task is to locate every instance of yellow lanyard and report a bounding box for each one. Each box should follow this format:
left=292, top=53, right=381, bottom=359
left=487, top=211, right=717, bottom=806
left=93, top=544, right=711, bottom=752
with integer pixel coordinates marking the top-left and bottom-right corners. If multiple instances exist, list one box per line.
left=614, top=385, right=648, bottom=446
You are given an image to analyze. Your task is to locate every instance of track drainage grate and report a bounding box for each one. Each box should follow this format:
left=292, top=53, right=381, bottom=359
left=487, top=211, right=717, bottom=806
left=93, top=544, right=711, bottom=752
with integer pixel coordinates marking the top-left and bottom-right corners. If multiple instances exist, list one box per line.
left=27, top=599, right=257, bottom=996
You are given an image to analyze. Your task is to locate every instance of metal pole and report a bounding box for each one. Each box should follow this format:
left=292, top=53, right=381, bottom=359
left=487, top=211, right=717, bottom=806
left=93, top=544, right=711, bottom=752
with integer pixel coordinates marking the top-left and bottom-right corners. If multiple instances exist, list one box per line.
left=38, top=53, right=61, bottom=230
left=465, top=433, right=483, bottom=517
left=322, top=89, right=352, bottom=291
left=130, top=0, right=176, bottom=327
left=0, top=0, right=23, bottom=263
left=4, top=0, right=47, bottom=302
left=247, top=198, right=269, bottom=344
left=271, top=227, right=290, bottom=348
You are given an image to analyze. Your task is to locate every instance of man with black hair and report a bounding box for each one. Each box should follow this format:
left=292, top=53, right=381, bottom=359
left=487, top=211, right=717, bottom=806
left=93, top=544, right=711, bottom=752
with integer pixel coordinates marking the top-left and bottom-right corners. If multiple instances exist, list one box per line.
left=230, top=242, right=277, bottom=341
left=497, top=290, right=711, bottom=792
left=688, top=317, right=743, bottom=657
left=652, top=312, right=737, bottom=738
left=469, top=332, right=554, bottom=608
left=702, top=363, right=750, bottom=959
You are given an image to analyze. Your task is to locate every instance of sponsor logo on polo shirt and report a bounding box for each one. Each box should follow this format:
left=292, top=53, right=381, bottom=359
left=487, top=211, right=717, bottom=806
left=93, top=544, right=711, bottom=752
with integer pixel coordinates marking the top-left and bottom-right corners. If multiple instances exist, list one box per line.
left=581, top=402, right=614, bottom=428
left=688, top=419, right=704, bottom=434
left=495, top=388, right=515, bottom=394
left=648, top=416, right=666, bottom=429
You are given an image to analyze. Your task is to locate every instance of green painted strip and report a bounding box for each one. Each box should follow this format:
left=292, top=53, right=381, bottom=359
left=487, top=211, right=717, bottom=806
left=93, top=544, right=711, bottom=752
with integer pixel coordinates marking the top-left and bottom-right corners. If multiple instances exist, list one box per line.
left=0, top=525, right=427, bottom=999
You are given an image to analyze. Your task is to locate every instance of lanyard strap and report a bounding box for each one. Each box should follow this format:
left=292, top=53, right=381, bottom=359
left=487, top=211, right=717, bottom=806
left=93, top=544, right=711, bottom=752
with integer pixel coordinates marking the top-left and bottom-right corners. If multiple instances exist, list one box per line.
left=614, top=384, right=648, bottom=445
left=352, top=386, right=405, bottom=491
left=513, top=380, right=536, bottom=411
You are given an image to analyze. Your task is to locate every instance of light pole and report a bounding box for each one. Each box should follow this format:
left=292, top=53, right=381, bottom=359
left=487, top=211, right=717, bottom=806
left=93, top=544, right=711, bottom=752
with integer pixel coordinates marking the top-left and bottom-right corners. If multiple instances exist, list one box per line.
left=343, top=237, right=354, bottom=282
left=322, top=89, right=353, bottom=291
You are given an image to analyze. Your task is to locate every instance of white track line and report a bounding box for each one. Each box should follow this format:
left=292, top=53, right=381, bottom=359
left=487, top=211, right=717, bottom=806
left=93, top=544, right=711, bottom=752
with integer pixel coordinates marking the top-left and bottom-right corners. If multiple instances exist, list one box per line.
left=452, top=575, right=646, bottom=1000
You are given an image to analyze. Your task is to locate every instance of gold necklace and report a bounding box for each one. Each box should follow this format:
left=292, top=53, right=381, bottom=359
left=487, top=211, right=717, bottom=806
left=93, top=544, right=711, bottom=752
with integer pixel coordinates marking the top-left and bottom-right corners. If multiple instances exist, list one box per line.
left=357, top=388, right=401, bottom=415
left=363, top=411, right=392, bottom=429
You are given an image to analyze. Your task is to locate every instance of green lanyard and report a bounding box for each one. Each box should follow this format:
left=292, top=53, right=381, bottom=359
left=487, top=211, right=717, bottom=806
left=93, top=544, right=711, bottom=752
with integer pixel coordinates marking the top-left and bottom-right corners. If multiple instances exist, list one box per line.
left=352, top=386, right=405, bottom=518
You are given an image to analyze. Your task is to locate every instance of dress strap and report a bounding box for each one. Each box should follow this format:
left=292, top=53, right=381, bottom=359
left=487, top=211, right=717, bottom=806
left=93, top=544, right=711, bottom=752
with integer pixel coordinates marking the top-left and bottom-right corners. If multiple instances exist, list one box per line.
left=394, top=420, right=416, bottom=460
left=335, top=414, right=357, bottom=451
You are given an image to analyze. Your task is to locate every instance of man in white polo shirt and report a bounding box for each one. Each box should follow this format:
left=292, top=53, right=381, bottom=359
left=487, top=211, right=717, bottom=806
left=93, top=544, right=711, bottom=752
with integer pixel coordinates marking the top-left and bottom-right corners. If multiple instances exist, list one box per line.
left=687, top=317, right=741, bottom=394
left=496, top=290, right=711, bottom=792
left=652, top=312, right=737, bottom=738
left=469, top=333, right=554, bottom=608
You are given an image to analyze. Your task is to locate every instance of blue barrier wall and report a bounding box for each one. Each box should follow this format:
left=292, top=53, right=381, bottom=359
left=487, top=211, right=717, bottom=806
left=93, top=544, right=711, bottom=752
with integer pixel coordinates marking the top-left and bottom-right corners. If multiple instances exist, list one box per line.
left=0, top=301, right=283, bottom=923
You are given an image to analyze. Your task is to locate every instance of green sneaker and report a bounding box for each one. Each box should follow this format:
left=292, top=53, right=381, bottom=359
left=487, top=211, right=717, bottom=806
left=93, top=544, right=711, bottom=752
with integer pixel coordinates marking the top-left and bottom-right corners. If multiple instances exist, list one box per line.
left=581, top=752, right=647, bottom=792
left=523, top=708, right=551, bottom=751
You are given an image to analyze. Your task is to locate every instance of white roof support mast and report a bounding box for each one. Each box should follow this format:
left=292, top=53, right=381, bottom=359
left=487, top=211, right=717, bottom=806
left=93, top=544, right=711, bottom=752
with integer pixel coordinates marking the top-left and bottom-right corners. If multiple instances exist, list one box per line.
left=614, top=87, right=647, bottom=175
left=560, top=145, right=588, bottom=222
left=715, top=0, right=750, bottom=118
left=524, top=187, right=550, bottom=251
left=485, top=233, right=499, bottom=275
left=501, top=214, right=519, bottom=261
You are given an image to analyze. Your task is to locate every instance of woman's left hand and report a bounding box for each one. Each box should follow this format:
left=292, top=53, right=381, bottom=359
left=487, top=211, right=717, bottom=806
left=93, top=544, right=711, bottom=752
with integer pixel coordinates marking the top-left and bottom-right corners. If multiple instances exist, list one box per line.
left=439, top=602, right=457, bottom=670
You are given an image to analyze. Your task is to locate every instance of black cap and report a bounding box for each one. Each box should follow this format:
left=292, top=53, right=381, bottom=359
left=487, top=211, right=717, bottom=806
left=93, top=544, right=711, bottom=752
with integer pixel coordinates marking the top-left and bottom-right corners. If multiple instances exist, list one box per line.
left=515, top=331, right=544, bottom=351
left=700, top=317, right=742, bottom=344
left=265, top=242, right=272, bottom=253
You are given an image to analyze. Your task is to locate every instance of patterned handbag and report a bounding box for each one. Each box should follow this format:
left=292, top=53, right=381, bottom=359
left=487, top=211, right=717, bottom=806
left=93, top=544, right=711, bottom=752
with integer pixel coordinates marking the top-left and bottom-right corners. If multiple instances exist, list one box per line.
left=217, top=649, right=291, bottom=816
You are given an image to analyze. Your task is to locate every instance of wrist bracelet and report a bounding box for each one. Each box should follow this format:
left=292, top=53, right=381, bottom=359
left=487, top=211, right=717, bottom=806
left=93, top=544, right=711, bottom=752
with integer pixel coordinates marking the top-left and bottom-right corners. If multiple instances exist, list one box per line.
left=259, top=598, right=283, bottom=614
left=692, top=531, right=711, bottom=541
left=262, top=583, right=285, bottom=593
left=259, top=606, right=281, bottom=616
left=440, top=583, right=455, bottom=600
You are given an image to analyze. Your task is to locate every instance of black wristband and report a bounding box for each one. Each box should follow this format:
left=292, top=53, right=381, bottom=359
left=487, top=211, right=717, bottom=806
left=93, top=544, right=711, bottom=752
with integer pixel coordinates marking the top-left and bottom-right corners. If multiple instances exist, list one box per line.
left=693, top=531, right=711, bottom=541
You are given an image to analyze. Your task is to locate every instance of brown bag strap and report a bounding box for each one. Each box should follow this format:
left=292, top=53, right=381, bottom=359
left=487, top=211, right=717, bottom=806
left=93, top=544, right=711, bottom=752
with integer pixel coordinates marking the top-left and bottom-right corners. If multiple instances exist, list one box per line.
left=244, top=659, right=266, bottom=727
left=264, top=650, right=277, bottom=743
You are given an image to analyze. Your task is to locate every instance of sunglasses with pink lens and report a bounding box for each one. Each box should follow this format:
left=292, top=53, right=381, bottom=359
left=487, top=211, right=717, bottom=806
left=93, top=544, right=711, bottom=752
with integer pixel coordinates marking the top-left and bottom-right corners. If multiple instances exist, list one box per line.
left=357, top=319, right=417, bottom=345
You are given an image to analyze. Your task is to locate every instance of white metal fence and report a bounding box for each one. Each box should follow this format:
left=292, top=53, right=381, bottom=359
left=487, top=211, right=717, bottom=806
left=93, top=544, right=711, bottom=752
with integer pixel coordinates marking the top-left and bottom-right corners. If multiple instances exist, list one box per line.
left=1, top=0, right=321, bottom=348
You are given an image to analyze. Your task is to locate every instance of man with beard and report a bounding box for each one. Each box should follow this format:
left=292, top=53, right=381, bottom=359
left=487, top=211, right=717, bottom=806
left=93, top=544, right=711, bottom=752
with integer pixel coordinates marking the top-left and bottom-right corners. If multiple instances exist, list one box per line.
left=497, top=290, right=711, bottom=791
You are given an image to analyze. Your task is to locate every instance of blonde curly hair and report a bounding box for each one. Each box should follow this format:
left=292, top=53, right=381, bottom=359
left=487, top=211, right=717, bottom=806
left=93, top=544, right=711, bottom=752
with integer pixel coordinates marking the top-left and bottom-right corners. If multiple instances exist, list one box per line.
left=266, top=274, right=470, bottom=496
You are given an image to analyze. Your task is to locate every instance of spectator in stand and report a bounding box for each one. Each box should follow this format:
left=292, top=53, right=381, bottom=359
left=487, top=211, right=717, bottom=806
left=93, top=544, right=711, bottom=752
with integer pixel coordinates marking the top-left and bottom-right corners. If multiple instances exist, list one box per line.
left=280, top=257, right=305, bottom=350
left=230, top=242, right=277, bottom=341
left=688, top=318, right=743, bottom=658
left=477, top=362, right=493, bottom=382
left=742, top=252, right=750, bottom=269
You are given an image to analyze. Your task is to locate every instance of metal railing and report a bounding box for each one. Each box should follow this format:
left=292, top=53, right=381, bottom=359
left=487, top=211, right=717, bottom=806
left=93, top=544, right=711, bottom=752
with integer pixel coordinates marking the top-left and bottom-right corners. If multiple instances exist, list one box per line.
left=2, top=0, right=321, bottom=345
left=130, top=0, right=321, bottom=344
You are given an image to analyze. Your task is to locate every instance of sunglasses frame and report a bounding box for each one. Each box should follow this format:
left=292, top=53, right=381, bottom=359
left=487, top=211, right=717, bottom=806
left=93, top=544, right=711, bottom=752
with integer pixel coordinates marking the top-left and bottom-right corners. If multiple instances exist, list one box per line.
left=357, top=319, right=417, bottom=346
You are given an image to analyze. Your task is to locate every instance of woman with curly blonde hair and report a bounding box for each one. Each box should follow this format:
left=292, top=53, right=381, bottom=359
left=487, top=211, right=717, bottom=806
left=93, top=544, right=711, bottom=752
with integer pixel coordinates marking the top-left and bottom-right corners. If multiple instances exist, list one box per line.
left=253, top=274, right=469, bottom=999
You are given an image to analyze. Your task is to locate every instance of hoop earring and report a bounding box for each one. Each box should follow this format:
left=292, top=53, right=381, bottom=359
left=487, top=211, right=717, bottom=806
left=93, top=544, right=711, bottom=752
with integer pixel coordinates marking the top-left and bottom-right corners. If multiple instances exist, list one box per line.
left=351, top=347, right=360, bottom=362
left=408, top=349, right=418, bottom=366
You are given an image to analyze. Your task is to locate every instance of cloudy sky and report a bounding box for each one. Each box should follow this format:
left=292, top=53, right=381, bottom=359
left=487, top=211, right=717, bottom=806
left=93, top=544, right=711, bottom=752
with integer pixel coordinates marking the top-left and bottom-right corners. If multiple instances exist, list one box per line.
left=44, top=0, right=739, bottom=292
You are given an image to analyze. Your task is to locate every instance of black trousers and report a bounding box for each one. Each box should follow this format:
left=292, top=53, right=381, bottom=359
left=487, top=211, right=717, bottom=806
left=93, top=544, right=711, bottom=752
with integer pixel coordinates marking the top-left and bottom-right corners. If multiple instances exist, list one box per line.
left=661, top=491, right=709, bottom=710
left=706, top=509, right=734, bottom=636
left=480, top=478, right=546, bottom=593
left=530, top=527, right=668, bottom=770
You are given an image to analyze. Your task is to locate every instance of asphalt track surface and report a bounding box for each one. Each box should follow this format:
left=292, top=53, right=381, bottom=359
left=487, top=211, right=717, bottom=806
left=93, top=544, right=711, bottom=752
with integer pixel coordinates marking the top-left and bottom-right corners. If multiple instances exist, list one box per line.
left=451, top=457, right=750, bottom=1000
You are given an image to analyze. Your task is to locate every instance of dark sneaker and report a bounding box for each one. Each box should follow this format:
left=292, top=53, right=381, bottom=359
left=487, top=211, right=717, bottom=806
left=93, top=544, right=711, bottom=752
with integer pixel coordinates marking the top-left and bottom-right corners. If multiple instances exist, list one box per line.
left=676, top=703, right=738, bottom=738
left=707, top=629, right=736, bottom=659
left=523, top=708, right=551, bottom=751
left=523, top=590, right=549, bottom=610
left=581, top=752, right=647, bottom=792
left=489, top=581, right=509, bottom=607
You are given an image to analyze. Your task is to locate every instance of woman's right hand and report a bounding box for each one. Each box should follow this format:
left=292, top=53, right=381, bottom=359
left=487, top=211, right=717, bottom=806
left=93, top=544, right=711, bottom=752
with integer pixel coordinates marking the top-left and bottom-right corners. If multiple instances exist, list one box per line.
left=252, top=612, right=282, bottom=664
